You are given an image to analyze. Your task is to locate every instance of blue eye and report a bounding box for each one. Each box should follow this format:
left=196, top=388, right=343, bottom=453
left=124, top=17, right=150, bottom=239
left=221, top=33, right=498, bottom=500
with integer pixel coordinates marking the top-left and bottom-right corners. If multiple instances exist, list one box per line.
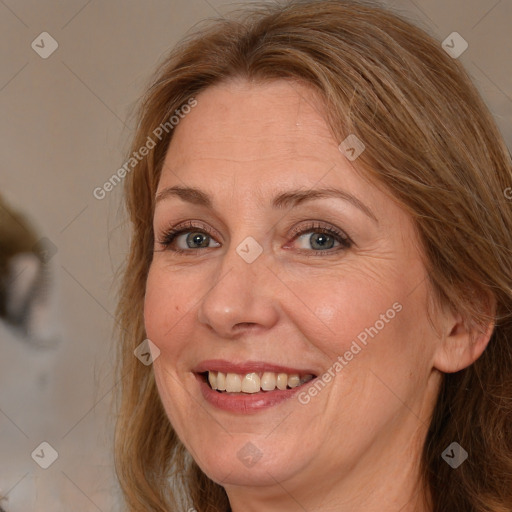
left=158, top=221, right=220, bottom=252
left=157, top=220, right=353, bottom=256
left=292, top=227, right=350, bottom=252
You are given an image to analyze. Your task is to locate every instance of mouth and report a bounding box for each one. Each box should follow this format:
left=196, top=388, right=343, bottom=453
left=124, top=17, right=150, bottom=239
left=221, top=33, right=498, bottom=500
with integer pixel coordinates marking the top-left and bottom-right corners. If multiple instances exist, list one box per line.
left=193, top=360, right=319, bottom=413
left=199, top=370, right=316, bottom=394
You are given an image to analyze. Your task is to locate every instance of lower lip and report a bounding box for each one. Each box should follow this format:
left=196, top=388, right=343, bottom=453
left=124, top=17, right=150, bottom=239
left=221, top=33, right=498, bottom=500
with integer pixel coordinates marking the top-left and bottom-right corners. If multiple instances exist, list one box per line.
left=196, top=373, right=315, bottom=413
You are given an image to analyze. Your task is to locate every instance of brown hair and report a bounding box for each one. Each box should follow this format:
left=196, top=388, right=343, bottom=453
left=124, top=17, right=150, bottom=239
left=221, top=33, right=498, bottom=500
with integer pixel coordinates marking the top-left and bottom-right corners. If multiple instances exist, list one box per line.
left=114, top=1, right=512, bottom=510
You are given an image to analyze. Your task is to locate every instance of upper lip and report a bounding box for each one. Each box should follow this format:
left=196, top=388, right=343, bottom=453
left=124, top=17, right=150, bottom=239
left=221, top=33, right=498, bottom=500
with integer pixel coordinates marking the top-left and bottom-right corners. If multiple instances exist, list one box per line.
left=193, top=359, right=318, bottom=376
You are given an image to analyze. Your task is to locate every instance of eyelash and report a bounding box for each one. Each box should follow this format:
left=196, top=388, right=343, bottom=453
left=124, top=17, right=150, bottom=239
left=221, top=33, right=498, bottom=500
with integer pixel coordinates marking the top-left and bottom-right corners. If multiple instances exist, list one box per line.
left=156, top=220, right=353, bottom=257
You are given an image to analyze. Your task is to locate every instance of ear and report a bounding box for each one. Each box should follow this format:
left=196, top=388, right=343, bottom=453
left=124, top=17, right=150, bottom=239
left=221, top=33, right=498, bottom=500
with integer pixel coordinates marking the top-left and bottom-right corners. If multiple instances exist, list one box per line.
left=433, top=295, right=496, bottom=373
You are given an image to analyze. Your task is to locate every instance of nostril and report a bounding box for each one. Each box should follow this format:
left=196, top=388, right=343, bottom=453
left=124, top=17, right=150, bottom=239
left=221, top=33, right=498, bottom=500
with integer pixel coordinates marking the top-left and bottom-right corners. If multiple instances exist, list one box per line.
left=234, top=322, right=257, bottom=331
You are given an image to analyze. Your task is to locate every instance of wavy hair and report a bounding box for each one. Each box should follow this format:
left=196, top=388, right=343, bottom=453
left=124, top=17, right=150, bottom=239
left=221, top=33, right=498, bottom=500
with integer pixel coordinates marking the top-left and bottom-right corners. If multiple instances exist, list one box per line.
left=114, top=1, right=512, bottom=510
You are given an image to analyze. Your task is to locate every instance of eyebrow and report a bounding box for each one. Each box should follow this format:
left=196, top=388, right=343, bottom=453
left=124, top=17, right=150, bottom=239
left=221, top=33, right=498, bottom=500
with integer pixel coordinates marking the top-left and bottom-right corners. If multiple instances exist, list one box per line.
left=155, top=185, right=378, bottom=223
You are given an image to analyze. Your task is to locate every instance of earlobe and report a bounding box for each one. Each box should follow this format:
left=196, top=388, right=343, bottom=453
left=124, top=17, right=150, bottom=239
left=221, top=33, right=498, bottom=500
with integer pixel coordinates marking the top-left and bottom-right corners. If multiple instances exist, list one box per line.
left=433, top=309, right=496, bottom=374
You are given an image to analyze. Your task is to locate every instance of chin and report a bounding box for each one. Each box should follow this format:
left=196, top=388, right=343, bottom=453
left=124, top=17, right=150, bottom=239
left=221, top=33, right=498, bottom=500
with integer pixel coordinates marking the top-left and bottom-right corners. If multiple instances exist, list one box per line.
left=179, top=428, right=314, bottom=490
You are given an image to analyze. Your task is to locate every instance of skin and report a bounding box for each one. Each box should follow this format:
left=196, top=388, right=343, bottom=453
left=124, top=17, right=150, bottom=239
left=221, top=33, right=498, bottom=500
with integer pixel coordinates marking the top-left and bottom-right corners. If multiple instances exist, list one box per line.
left=144, top=78, right=493, bottom=512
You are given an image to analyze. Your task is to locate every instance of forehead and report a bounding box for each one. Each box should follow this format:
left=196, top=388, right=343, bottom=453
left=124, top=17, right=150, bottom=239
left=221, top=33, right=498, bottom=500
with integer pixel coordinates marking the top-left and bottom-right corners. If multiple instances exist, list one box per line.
left=157, top=79, right=391, bottom=231
left=160, top=79, right=382, bottom=208
left=154, top=79, right=419, bottom=256
left=164, top=78, right=339, bottom=170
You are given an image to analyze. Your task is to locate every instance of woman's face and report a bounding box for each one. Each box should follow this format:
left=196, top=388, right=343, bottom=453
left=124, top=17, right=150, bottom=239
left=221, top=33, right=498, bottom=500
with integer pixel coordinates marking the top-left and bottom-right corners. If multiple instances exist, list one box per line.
left=144, top=79, right=443, bottom=505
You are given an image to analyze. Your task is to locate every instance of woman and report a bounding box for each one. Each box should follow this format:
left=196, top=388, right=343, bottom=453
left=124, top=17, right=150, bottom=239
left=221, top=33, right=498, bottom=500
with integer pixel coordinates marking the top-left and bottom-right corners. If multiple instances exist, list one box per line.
left=114, top=1, right=512, bottom=510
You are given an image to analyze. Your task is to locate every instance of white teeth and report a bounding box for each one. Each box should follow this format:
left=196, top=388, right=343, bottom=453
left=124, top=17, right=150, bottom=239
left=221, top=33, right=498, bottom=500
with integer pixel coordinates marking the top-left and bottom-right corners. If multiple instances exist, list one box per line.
left=225, top=373, right=242, bottom=392
left=208, top=371, right=217, bottom=389
left=261, top=372, right=277, bottom=391
left=287, top=374, right=300, bottom=388
left=216, top=372, right=226, bottom=391
left=207, top=370, right=315, bottom=393
left=241, top=373, right=260, bottom=393
left=276, top=373, right=288, bottom=390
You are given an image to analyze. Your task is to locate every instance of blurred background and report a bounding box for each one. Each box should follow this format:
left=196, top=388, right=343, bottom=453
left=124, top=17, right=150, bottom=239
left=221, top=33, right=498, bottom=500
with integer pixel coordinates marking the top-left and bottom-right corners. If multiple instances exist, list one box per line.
left=0, top=0, right=511, bottom=510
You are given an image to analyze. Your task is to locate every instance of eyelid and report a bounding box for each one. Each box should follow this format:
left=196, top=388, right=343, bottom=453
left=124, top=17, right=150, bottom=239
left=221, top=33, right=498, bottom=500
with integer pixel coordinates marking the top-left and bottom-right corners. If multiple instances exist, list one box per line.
left=156, top=219, right=354, bottom=254
left=157, top=220, right=219, bottom=247
left=287, top=220, right=351, bottom=243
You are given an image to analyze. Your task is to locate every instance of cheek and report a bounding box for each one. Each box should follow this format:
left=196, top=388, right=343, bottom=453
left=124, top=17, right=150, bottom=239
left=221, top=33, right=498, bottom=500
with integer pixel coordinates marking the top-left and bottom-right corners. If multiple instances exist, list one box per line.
left=143, top=266, right=183, bottom=353
left=144, top=263, right=210, bottom=373
left=292, top=272, right=397, bottom=359
left=290, top=260, right=431, bottom=381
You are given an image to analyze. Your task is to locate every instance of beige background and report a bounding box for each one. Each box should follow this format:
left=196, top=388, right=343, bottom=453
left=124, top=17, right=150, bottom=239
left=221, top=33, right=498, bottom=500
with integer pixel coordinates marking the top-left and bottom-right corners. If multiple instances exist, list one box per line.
left=1, top=0, right=511, bottom=510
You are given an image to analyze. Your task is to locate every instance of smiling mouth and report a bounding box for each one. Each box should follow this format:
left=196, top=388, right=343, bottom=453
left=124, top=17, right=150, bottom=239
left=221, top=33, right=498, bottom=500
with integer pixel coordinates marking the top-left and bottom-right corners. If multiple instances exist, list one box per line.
left=200, top=371, right=316, bottom=394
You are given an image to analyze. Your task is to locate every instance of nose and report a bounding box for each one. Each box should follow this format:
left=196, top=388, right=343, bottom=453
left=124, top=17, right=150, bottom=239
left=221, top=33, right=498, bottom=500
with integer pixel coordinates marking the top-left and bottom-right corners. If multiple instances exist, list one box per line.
left=196, top=240, right=280, bottom=339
